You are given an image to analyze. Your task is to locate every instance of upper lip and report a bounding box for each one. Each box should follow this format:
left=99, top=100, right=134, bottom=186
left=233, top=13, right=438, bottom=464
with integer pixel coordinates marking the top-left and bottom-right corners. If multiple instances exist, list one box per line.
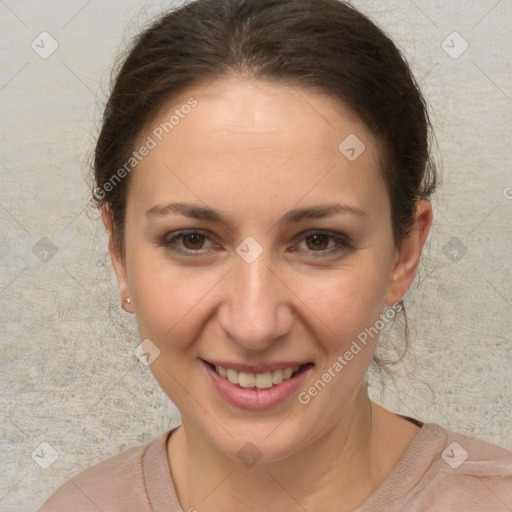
left=202, top=358, right=313, bottom=373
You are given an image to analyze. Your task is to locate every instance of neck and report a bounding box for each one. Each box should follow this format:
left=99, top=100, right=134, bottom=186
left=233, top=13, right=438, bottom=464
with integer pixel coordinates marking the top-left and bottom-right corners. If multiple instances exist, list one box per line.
left=167, top=383, right=414, bottom=512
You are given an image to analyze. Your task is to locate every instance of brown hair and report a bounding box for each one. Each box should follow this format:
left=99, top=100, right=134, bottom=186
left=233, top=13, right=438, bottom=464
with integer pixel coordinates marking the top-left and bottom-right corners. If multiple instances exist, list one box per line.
left=92, top=0, right=438, bottom=370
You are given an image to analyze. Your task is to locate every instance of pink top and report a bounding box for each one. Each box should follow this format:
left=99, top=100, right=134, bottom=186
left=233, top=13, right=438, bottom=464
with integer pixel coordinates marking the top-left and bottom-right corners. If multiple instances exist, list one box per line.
left=37, top=420, right=512, bottom=511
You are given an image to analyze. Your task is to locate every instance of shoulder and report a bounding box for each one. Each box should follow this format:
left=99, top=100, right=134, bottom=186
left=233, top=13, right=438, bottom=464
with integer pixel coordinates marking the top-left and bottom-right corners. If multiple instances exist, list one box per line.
left=36, top=431, right=170, bottom=512
left=401, top=423, right=512, bottom=511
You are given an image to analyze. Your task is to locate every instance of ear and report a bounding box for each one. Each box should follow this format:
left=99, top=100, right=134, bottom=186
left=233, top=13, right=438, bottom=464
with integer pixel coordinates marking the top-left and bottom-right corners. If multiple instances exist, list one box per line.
left=385, top=199, right=432, bottom=306
left=102, top=204, right=134, bottom=313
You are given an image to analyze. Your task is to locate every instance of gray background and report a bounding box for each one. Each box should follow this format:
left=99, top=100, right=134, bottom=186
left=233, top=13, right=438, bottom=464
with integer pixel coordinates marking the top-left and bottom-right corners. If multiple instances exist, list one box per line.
left=0, top=0, right=511, bottom=510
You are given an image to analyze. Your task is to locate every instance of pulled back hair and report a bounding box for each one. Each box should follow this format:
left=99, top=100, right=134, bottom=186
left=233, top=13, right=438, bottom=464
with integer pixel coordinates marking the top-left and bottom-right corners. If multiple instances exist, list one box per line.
left=94, top=0, right=437, bottom=253
left=93, top=0, right=438, bottom=370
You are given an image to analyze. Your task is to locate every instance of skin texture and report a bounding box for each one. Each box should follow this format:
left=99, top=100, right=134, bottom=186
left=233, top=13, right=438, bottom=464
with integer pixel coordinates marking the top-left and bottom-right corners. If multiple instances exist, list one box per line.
left=103, top=74, right=432, bottom=511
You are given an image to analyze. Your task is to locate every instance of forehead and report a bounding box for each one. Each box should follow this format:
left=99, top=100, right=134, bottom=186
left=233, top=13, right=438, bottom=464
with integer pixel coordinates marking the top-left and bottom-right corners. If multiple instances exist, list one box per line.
left=127, top=75, right=387, bottom=219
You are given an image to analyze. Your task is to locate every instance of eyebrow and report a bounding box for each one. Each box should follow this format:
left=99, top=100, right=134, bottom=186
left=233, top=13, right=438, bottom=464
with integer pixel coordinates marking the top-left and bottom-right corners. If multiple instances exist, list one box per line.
left=145, top=201, right=367, bottom=228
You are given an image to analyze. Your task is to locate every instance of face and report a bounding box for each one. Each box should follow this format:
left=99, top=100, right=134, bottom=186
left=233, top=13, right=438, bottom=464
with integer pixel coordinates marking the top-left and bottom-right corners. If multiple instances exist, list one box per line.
left=106, top=74, right=428, bottom=462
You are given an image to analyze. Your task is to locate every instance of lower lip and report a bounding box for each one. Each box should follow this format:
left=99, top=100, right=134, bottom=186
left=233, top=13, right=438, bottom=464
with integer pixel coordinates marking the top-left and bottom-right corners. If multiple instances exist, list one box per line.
left=202, top=361, right=313, bottom=411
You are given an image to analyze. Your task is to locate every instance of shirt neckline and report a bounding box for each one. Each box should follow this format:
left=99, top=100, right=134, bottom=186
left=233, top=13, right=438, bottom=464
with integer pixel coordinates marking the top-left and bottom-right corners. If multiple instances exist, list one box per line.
left=142, top=420, right=445, bottom=512
left=356, top=422, right=447, bottom=510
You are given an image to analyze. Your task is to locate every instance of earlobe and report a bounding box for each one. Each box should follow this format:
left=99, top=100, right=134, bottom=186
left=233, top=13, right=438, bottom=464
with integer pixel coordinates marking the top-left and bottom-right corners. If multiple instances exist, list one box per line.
left=101, top=204, right=134, bottom=313
left=385, top=200, right=433, bottom=306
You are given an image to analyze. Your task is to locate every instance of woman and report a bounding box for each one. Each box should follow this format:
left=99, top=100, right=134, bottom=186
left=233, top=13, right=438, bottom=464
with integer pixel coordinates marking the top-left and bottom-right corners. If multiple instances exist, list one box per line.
left=37, top=0, right=512, bottom=510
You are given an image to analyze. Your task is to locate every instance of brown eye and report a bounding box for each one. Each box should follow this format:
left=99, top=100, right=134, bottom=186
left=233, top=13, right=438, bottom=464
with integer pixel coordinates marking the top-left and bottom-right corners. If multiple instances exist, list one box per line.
left=305, top=233, right=330, bottom=251
left=182, top=233, right=206, bottom=250
left=159, top=230, right=217, bottom=255
left=294, top=230, right=351, bottom=257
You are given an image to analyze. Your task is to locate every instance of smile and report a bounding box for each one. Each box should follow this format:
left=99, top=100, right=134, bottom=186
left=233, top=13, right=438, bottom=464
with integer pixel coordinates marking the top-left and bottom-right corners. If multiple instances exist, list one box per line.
left=213, top=364, right=303, bottom=389
left=201, top=359, right=314, bottom=410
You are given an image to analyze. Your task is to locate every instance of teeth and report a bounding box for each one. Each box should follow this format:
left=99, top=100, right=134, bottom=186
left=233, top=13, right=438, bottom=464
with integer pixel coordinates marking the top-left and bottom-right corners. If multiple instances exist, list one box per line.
left=226, top=368, right=238, bottom=385
left=283, top=367, right=294, bottom=379
left=255, top=372, right=273, bottom=389
left=272, top=369, right=284, bottom=385
left=238, top=372, right=255, bottom=388
left=214, top=365, right=302, bottom=389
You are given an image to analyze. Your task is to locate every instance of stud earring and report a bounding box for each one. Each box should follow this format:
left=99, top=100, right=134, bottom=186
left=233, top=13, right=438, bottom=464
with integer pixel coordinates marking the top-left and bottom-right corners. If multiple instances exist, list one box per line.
left=123, top=297, right=132, bottom=304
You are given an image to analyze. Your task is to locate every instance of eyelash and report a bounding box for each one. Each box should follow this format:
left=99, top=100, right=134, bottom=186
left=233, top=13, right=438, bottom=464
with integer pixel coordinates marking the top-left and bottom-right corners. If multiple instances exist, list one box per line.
left=158, top=229, right=351, bottom=257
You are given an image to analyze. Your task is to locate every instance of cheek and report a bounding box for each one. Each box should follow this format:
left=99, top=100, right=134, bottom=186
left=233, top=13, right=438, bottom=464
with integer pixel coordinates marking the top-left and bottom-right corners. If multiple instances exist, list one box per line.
left=294, top=263, right=390, bottom=349
left=129, top=256, right=390, bottom=348
left=127, top=252, right=222, bottom=350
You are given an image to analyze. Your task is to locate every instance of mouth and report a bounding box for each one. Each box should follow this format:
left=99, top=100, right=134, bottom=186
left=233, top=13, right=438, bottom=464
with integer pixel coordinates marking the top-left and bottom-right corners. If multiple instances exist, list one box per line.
left=201, top=359, right=314, bottom=390
left=201, top=358, right=315, bottom=410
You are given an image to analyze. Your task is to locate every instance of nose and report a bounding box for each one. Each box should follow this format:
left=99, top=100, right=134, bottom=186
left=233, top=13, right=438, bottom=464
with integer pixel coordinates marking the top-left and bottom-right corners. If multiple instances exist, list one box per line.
left=216, top=249, right=294, bottom=351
